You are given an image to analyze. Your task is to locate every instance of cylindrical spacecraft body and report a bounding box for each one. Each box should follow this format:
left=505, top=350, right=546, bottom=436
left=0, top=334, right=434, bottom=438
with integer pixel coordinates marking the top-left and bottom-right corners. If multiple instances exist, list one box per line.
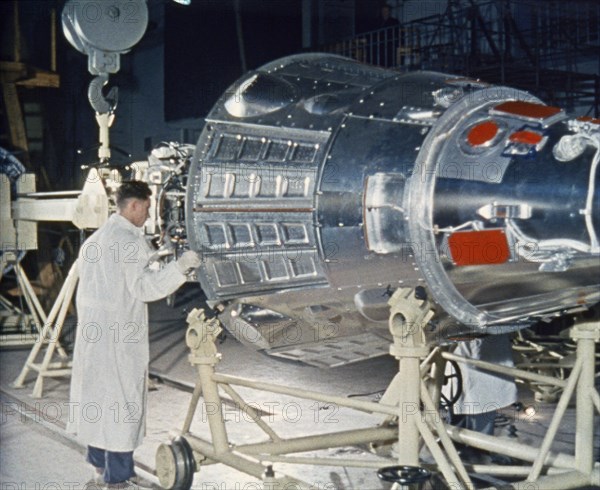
left=186, top=54, right=599, bottom=344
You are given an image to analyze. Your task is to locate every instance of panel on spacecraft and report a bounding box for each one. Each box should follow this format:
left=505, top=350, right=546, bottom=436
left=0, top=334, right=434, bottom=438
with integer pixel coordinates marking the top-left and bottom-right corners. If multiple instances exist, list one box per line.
left=189, top=122, right=331, bottom=299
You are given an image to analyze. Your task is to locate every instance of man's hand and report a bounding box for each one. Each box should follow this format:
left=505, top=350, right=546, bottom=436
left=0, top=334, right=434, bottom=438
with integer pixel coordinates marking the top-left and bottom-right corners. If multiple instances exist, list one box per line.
left=176, top=250, right=201, bottom=274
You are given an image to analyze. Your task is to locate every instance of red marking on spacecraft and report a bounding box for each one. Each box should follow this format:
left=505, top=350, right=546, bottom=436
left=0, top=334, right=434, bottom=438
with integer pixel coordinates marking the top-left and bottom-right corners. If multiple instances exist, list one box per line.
left=577, top=116, right=600, bottom=125
left=448, top=229, right=510, bottom=266
left=492, top=101, right=562, bottom=121
left=467, top=120, right=499, bottom=146
left=508, top=130, right=544, bottom=146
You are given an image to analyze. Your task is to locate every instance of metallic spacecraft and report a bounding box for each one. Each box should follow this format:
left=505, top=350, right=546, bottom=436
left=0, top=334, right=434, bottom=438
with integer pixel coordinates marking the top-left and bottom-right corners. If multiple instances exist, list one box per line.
left=49, top=0, right=599, bottom=360
left=4, top=9, right=599, bottom=486
left=179, top=53, right=600, bottom=355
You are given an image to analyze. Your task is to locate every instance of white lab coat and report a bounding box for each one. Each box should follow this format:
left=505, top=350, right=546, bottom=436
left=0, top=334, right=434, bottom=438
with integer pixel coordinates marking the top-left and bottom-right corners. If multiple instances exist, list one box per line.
left=67, top=214, right=187, bottom=451
left=445, top=335, right=517, bottom=415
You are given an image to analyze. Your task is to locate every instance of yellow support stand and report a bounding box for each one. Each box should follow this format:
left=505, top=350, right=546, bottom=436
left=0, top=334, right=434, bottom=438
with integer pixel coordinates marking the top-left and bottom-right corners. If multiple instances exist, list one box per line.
left=12, top=260, right=78, bottom=398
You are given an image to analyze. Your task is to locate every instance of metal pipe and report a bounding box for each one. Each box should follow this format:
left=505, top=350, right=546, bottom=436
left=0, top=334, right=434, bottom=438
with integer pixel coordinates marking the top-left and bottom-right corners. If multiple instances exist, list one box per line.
left=590, top=386, right=600, bottom=413
left=419, top=346, right=439, bottom=376
left=445, top=425, right=577, bottom=469
left=528, top=355, right=583, bottom=480
left=181, top=382, right=202, bottom=434
left=519, top=470, right=596, bottom=490
left=220, top=383, right=282, bottom=442
left=397, top=353, right=420, bottom=466
left=442, top=351, right=568, bottom=387
left=184, top=434, right=269, bottom=480
left=466, top=465, right=568, bottom=477
left=420, top=382, right=472, bottom=487
left=17, top=191, right=82, bottom=198
left=256, top=455, right=390, bottom=468
left=238, top=427, right=398, bottom=456
left=211, top=373, right=398, bottom=416
left=198, top=364, right=229, bottom=454
left=575, top=328, right=597, bottom=475
left=426, top=350, right=445, bottom=413
left=415, top=416, right=460, bottom=487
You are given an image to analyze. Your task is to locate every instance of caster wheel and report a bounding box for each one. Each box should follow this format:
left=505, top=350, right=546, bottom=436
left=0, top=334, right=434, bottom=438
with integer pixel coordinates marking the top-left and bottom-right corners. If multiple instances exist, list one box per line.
left=156, top=436, right=196, bottom=490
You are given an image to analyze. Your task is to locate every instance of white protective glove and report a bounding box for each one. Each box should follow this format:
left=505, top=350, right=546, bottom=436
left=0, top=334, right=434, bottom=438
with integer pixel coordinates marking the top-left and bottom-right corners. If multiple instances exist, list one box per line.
left=176, top=250, right=201, bottom=274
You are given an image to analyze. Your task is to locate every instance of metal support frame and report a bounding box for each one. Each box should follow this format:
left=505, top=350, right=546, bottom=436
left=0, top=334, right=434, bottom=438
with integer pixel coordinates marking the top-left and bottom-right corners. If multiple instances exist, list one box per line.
left=0, top=265, right=43, bottom=347
left=1, top=167, right=106, bottom=349
left=157, top=296, right=600, bottom=490
left=442, top=321, right=600, bottom=488
left=12, top=260, right=79, bottom=398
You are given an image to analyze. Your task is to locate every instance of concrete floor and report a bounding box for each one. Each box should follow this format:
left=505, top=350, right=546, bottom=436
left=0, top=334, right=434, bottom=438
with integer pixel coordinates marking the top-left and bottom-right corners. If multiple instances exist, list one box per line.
left=1, top=284, right=599, bottom=489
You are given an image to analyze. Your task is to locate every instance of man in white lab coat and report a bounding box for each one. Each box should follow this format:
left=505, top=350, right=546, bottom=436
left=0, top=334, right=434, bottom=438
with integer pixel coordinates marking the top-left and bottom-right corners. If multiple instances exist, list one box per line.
left=67, top=181, right=201, bottom=487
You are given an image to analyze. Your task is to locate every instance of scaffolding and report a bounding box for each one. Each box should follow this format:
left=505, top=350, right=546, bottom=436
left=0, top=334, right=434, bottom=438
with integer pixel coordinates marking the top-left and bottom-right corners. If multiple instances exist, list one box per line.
left=320, top=0, right=600, bottom=116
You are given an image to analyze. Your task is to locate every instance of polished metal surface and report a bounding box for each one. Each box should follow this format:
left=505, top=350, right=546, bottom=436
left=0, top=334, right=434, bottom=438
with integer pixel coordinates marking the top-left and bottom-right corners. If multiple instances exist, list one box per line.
left=185, top=54, right=599, bottom=348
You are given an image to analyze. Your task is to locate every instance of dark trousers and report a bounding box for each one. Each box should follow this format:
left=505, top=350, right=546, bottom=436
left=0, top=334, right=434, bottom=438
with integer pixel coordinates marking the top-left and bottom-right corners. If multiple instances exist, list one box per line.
left=454, top=411, right=497, bottom=436
left=87, top=445, right=135, bottom=484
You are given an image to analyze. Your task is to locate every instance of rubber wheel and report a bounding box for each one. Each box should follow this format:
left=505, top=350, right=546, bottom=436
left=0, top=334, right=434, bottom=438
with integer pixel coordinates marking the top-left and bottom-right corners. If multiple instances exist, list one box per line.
left=156, top=436, right=196, bottom=490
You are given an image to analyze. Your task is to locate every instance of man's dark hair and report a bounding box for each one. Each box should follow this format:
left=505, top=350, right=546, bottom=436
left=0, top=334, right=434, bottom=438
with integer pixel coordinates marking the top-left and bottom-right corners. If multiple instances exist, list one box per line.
left=116, top=181, right=152, bottom=209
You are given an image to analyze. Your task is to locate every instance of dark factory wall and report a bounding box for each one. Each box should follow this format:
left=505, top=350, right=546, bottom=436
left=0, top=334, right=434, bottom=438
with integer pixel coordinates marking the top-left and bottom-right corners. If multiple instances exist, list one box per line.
left=164, top=0, right=302, bottom=121
left=1, top=0, right=598, bottom=193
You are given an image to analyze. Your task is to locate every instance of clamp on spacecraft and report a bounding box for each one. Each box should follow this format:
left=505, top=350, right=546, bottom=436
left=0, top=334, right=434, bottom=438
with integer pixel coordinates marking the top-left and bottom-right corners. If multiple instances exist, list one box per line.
left=1, top=0, right=599, bottom=488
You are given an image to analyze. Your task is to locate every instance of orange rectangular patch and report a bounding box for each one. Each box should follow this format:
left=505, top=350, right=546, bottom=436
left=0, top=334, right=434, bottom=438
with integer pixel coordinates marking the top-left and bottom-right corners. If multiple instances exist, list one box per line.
left=577, top=116, right=600, bottom=125
left=492, top=101, right=562, bottom=121
left=448, top=229, right=510, bottom=266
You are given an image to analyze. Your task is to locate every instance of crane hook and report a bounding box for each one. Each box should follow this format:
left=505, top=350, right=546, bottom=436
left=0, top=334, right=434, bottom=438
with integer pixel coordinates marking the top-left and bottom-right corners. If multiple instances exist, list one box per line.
left=88, top=73, right=118, bottom=114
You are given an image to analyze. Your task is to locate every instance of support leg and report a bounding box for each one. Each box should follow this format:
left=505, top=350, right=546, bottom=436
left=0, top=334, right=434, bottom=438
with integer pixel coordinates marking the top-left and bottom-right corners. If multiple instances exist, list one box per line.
left=388, top=289, right=432, bottom=468
left=12, top=260, right=78, bottom=393
left=31, top=264, right=78, bottom=397
left=184, top=309, right=228, bottom=454
left=573, top=323, right=598, bottom=475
